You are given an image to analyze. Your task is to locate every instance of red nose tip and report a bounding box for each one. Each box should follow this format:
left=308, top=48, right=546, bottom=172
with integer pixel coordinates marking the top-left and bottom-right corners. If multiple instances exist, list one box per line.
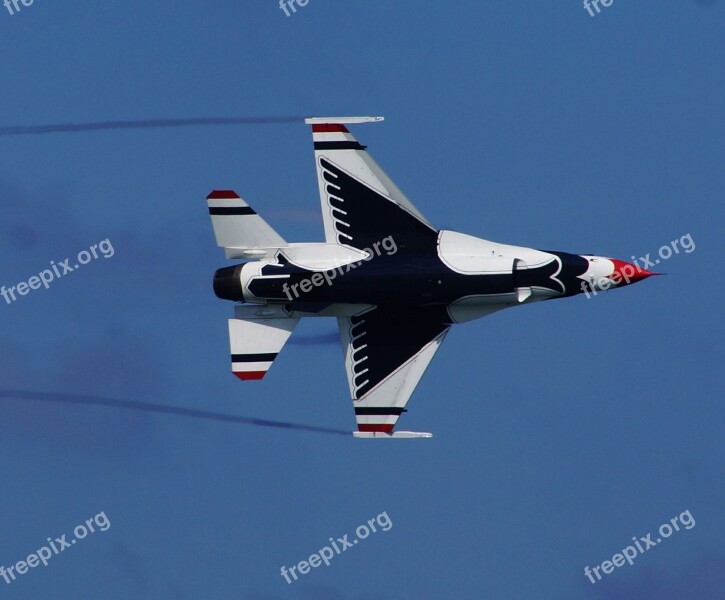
left=609, top=259, right=658, bottom=286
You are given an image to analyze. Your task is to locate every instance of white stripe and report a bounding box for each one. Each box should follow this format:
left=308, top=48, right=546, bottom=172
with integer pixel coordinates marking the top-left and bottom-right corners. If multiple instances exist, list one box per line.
left=208, top=199, right=248, bottom=208
left=232, top=361, right=273, bottom=371
left=312, top=132, right=357, bottom=143
left=355, top=415, right=398, bottom=425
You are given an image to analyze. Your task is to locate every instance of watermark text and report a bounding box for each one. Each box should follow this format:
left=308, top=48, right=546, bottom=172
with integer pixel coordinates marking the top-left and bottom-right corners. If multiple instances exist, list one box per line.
left=282, top=235, right=397, bottom=301
left=280, top=511, right=392, bottom=584
left=1, top=511, right=111, bottom=585
left=584, top=509, right=695, bottom=584
left=2, top=238, right=115, bottom=306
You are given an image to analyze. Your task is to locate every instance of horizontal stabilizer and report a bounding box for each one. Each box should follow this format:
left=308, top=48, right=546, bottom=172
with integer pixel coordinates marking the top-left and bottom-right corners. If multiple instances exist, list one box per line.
left=228, top=308, right=299, bottom=380
left=207, top=190, right=285, bottom=259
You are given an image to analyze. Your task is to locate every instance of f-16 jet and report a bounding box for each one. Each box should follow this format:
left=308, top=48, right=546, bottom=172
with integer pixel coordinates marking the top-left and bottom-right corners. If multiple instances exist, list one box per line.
left=208, top=117, right=655, bottom=438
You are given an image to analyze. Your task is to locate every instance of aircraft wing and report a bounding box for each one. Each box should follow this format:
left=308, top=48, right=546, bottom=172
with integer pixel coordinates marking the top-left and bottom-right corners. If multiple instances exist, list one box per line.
left=307, top=117, right=437, bottom=249
left=338, top=307, right=451, bottom=438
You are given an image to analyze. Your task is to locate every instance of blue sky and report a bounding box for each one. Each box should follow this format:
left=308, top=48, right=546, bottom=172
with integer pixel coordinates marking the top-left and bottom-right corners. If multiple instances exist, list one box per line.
left=0, top=1, right=722, bottom=598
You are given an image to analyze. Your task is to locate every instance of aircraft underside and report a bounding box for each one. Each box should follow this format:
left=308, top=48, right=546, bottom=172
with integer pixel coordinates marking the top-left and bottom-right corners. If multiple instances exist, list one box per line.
left=206, top=117, right=655, bottom=437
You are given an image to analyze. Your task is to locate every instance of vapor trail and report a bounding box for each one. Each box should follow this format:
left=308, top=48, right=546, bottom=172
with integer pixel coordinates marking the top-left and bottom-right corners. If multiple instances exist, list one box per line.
left=0, top=116, right=306, bottom=137
left=0, top=390, right=348, bottom=436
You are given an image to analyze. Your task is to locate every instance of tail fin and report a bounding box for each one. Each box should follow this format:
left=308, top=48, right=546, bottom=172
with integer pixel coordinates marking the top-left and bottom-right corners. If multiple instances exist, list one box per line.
left=207, top=190, right=285, bottom=259
left=228, top=305, right=299, bottom=381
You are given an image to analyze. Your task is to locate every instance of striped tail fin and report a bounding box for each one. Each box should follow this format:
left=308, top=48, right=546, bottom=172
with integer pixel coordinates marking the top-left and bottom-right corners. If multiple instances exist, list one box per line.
left=207, top=190, right=286, bottom=259
left=228, top=305, right=299, bottom=381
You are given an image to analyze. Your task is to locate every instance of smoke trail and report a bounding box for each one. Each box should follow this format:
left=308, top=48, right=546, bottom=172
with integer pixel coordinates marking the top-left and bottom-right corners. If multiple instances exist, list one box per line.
left=0, top=390, right=348, bottom=436
left=0, top=116, right=306, bottom=137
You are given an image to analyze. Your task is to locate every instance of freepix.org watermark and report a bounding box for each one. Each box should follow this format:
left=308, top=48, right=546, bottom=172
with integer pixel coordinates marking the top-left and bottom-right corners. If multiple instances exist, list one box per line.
left=279, top=0, right=310, bottom=17
left=582, top=232, right=695, bottom=299
left=280, top=511, right=393, bottom=584
left=3, top=0, right=37, bottom=16
left=1, top=512, right=111, bottom=585
left=1, top=239, right=115, bottom=306
left=583, top=0, right=614, bottom=18
left=281, top=235, right=398, bottom=302
left=584, top=509, right=695, bottom=584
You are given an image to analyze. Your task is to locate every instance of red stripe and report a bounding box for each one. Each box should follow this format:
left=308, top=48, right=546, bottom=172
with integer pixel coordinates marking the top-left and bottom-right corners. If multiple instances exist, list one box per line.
left=234, top=371, right=266, bottom=381
left=207, top=190, right=240, bottom=200
left=311, top=124, right=349, bottom=133
left=357, top=423, right=394, bottom=433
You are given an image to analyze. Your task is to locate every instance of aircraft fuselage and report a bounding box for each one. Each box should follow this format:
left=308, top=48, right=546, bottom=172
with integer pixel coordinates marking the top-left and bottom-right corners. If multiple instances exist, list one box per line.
left=213, top=230, right=647, bottom=323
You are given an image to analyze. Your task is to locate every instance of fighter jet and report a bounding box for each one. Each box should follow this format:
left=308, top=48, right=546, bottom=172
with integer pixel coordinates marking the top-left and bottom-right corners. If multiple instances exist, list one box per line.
left=208, top=117, right=655, bottom=438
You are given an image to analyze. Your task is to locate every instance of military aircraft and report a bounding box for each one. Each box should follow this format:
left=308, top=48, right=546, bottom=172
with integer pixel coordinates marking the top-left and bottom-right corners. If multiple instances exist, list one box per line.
left=208, top=117, right=655, bottom=438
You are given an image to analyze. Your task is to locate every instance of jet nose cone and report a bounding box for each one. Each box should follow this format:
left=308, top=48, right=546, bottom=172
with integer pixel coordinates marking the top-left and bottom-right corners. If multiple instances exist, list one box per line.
left=609, top=259, right=658, bottom=286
